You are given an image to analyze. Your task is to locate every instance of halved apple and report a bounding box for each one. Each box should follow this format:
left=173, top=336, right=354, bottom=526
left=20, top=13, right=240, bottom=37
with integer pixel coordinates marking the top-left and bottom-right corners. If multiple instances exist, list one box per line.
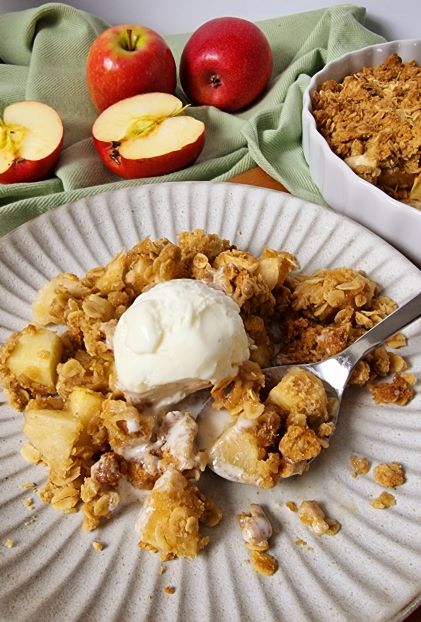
left=0, top=101, right=63, bottom=184
left=92, top=93, right=205, bottom=179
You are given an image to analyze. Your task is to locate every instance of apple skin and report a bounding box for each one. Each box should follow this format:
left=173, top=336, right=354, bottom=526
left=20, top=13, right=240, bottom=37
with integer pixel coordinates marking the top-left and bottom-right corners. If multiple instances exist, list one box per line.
left=87, top=24, right=177, bottom=111
left=93, top=131, right=205, bottom=179
left=0, top=140, right=63, bottom=184
left=180, top=17, right=273, bottom=112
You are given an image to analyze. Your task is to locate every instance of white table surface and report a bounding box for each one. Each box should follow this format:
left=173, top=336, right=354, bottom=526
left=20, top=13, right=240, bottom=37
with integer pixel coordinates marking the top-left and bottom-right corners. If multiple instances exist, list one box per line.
left=1, top=0, right=419, bottom=41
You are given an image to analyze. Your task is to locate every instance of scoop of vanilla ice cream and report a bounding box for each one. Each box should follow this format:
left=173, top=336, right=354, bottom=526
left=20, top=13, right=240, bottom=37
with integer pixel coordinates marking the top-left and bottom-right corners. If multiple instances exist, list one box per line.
left=113, top=279, right=249, bottom=406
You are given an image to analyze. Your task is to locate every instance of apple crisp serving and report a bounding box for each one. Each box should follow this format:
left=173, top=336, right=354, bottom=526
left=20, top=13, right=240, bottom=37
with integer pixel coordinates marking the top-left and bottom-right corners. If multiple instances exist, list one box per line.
left=312, top=53, right=421, bottom=209
left=0, top=229, right=415, bottom=561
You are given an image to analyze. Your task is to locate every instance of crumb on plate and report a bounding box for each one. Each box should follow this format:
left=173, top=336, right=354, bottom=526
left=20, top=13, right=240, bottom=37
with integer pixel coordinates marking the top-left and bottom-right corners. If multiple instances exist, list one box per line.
left=373, top=462, right=406, bottom=488
left=371, top=374, right=414, bottom=405
left=298, top=500, right=341, bottom=536
left=20, top=482, right=37, bottom=491
left=370, top=492, right=396, bottom=509
left=250, top=550, right=278, bottom=576
left=23, top=497, right=34, bottom=510
left=350, top=454, right=371, bottom=478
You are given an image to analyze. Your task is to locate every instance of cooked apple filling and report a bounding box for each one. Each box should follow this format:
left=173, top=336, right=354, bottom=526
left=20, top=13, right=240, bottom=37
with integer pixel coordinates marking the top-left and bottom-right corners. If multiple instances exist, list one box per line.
left=312, top=54, right=421, bottom=209
left=0, top=229, right=415, bottom=562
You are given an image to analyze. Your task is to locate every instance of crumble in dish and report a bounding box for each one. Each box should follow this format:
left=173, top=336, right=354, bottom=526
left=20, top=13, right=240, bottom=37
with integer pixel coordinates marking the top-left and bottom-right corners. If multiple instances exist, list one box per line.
left=312, top=54, right=421, bottom=209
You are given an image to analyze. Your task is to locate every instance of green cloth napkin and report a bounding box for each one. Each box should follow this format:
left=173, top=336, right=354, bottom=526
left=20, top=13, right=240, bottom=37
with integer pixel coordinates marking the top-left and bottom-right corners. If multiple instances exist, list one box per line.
left=0, top=2, right=384, bottom=235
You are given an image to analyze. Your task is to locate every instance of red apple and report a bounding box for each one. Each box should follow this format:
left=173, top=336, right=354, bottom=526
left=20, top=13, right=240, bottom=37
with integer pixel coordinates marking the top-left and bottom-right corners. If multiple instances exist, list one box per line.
left=92, top=93, right=205, bottom=179
left=180, top=17, right=273, bottom=112
left=86, top=24, right=177, bottom=111
left=0, top=101, right=63, bottom=184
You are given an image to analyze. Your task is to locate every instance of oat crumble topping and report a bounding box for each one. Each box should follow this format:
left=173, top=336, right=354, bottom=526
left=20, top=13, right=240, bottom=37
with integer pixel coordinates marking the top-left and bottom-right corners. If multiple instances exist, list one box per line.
left=250, top=550, right=278, bottom=576
left=373, top=462, right=406, bottom=488
left=312, top=54, right=421, bottom=209
left=350, top=455, right=371, bottom=478
left=370, top=492, right=396, bottom=509
left=0, top=229, right=414, bottom=563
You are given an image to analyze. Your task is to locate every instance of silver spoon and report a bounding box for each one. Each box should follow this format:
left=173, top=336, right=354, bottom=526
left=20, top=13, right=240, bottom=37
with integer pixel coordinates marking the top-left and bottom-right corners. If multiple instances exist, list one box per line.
left=198, top=291, right=421, bottom=479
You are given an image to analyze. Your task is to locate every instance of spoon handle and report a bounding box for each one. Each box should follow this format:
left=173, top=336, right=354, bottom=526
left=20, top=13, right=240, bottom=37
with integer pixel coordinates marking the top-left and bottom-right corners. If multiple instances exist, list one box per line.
left=341, top=291, right=421, bottom=368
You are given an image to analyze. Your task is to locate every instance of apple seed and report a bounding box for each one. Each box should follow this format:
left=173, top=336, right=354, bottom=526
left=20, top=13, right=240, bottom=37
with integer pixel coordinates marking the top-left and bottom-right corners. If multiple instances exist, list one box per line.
left=110, top=141, right=121, bottom=164
left=0, top=120, right=26, bottom=157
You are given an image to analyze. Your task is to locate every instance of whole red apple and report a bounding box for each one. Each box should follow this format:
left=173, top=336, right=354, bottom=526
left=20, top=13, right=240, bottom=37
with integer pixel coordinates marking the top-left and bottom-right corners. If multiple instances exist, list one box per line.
left=0, top=101, right=63, bottom=184
left=86, top=24, right=177, bottom=111
left=180, top=17, right=273, bottom=112
left=92, top=93, right=205, bottom=179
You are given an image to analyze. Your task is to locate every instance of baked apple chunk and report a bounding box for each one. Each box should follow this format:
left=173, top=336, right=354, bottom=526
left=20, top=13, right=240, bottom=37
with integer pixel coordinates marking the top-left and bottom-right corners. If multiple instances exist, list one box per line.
left=136, top=468, right=221, bottom=560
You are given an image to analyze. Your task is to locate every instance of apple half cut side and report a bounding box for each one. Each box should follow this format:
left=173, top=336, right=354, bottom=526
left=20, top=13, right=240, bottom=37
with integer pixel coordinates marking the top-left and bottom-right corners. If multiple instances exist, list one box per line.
left=92, top=93, right=205, bottom=179
left=0, top=101, right=63, bottom=184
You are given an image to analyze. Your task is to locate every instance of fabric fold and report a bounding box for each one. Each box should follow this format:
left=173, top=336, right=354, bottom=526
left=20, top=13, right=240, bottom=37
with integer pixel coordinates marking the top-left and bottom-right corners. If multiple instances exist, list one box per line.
left=0, top=3, right=385, bottom=235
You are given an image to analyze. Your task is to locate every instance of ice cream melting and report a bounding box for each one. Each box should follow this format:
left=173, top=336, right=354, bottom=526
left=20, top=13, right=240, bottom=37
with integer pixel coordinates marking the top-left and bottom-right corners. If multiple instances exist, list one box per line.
left=113, top=278, right=250, bottom=407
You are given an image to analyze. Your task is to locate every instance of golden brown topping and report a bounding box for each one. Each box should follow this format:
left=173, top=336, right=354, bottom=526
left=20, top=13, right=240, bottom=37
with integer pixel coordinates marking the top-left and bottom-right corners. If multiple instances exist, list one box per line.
left=250, top=550, right=278, bottom=576
left=373, top=462, right=406, bottom=488
left=291, top=268, right=378, bottom=321
left=279, top=425, right=322, bottom=463
left=371, top=374, right=414, bottom=405
left=350, top=455, right=371, bottom=478
left=312, top=54, right=421, bottom=208
left=385, top=333, right=407, bottom=349
left=136, top=469, right=219, bottom=560
left=370, top=491, right=396, bottom=509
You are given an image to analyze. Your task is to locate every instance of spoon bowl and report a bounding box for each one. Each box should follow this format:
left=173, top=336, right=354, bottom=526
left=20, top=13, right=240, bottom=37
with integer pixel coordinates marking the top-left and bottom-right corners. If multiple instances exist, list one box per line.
left=198, top=291, right=421, bottom=481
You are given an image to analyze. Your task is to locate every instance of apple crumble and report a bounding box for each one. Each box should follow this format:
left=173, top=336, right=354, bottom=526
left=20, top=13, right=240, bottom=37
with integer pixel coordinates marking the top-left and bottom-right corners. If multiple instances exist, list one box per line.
left=0, top=229, right=414, bottom=561
left=312, top=53, right=421, bottom=209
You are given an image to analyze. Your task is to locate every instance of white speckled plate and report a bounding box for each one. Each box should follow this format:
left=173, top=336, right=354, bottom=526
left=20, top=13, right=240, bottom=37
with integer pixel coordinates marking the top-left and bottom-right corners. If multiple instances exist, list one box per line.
left=1, top=181, right=421, bottom=622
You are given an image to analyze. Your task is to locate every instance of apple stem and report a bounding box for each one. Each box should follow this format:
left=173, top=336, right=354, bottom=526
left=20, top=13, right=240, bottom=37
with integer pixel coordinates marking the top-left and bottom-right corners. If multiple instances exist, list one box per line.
left=126, top=29, right=139, bottom=52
